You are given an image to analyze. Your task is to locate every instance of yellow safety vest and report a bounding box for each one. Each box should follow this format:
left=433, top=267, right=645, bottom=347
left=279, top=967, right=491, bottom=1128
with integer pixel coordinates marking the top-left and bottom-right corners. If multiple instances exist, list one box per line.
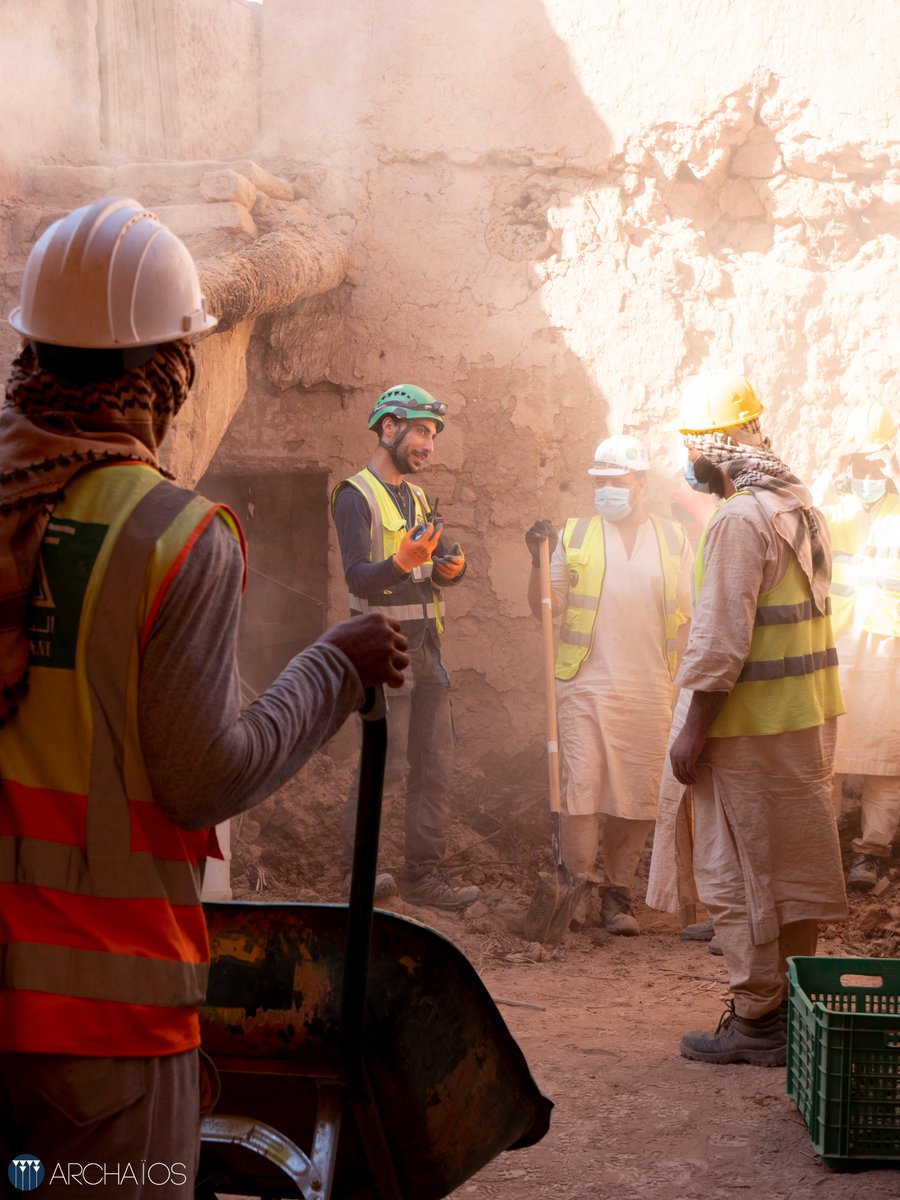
left=822, top=492, right=900, bottom=639
left=0, top=462, right=243, bottom=1057
left=555, top=514, right=686, bottom=682
left=694, top=493, right=843, bottom=738
left=331, top=467, right=444, bottom=634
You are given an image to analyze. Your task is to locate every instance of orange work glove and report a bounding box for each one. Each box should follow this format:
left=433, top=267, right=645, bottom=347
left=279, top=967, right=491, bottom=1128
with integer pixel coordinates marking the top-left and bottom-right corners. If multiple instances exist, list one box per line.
left=393, top=522, right=441, bottom=573
left=433, top=543, right=465, bottom=581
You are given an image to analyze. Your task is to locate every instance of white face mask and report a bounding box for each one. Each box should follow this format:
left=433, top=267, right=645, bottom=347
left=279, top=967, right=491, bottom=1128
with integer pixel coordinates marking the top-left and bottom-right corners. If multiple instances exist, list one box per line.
left=851, top=477, right=887, bottom=506
left=594, top=486, right=634, bottom=523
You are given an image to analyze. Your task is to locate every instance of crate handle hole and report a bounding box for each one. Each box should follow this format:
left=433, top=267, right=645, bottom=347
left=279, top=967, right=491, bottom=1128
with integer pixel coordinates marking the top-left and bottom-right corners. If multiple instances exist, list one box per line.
left=839, top=973, right=884, bottom=988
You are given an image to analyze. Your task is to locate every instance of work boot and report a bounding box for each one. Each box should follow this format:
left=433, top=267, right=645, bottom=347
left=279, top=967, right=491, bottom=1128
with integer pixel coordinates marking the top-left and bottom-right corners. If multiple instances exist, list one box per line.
left=847, top=853, right=880, bottom=892
left=680, top=920, right=715, bottom=941
left=680, top=1000, right=787, bottom=1067
left=398, top=870, right=480, bottom=911
left=342, top=872, right=397, bottom=902
left=600, top=887, right=639, bottom=936
left=708, top=936, right=723, bottom=956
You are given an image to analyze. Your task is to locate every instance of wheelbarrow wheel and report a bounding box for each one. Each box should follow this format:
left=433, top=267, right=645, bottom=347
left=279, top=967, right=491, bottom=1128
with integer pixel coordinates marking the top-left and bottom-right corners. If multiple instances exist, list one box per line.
left=197, top=1182, right=295, bottom=1200
left=195, top=1185, right=266, bottom=1199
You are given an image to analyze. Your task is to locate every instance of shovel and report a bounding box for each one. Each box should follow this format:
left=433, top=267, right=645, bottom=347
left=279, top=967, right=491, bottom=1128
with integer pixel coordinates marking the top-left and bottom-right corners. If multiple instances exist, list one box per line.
left=522, top=535, right=588, bottom=944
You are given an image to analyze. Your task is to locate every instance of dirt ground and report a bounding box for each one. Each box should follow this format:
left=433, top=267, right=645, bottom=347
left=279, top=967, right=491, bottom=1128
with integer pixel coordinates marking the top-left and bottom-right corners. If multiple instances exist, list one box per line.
left=229, top=749, right=900, bottom=1197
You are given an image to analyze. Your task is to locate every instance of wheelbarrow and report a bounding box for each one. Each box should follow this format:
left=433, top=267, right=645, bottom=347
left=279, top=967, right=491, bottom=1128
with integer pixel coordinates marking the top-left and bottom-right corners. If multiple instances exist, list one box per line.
left=196, top=688, right=553, bottom=1198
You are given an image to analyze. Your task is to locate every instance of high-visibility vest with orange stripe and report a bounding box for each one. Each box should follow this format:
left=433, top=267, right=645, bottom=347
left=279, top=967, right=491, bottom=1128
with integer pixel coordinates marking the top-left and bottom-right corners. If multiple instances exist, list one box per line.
left=555, top=514, right=686, bottom=681
left=0, top=462, right=244, bottom=1057
left=822, top=492, right=900, bottom=639
left=694, top=492, right=844, bottom=738
left=331, top=467, right=444, bottom=634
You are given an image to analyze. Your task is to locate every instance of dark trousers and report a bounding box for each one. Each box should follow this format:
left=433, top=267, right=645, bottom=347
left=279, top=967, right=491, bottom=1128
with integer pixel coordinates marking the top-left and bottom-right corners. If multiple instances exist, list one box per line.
left=0, top=1049, right=199, bottom=1198
left=341, top=633, right=453, bottom=879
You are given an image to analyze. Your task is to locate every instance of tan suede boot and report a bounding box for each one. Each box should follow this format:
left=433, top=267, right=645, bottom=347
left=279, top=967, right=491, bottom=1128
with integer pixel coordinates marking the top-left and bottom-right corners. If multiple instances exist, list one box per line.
left=600, top=887, right=639, bottom=936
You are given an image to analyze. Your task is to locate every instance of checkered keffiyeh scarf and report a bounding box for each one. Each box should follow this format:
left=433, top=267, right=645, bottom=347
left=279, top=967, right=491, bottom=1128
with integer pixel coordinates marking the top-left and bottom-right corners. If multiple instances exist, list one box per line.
left=684, top=427, right=832, bottom=616
left=0, top=339, right=195, bottom=723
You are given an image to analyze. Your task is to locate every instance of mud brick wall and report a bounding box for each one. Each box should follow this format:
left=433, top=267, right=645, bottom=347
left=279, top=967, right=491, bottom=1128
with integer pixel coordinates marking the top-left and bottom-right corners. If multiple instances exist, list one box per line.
left=0, top=0, right=897, bottom=769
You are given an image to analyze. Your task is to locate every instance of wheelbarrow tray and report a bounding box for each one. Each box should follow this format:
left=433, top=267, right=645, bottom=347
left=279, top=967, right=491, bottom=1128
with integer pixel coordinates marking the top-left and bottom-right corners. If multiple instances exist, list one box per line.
left=199, top=899, right=552, bottom=1199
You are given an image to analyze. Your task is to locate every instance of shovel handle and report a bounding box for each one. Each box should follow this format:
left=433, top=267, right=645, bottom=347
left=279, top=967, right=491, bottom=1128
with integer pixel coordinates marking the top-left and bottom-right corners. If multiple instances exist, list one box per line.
left=539, top=537, right=562, bottom=819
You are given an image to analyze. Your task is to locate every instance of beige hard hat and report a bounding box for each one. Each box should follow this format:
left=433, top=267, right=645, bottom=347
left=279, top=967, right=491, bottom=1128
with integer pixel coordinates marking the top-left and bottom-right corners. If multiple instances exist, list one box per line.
left=8, top=196, right=217, bottom=349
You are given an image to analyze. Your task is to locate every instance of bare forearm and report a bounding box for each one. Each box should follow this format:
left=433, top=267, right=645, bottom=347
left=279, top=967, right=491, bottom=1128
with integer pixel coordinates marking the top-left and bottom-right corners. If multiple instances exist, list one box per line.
left=669, top=689, right=729, bottom=786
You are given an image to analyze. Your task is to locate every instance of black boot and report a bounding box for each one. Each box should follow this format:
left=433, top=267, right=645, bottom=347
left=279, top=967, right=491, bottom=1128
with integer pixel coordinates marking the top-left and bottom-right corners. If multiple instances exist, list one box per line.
left=680, top=999, right=787, bottom=1066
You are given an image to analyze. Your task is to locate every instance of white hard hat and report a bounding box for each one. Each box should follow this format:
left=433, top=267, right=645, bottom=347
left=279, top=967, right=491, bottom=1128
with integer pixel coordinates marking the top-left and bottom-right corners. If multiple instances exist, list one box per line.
left=8, top=196, right=217, bottom=349
left=588, top=434, right=650, bottom=476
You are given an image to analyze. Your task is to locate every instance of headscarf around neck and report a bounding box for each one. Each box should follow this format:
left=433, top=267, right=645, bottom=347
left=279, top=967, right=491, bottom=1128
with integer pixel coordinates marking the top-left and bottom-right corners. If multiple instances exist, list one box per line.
left=0, top=338, right=195, bottom=723
left=685, top=425, right=832, bottom=616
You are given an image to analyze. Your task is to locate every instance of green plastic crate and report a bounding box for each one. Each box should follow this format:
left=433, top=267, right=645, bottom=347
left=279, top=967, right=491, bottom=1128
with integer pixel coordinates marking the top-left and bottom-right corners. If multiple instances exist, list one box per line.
left=786, top=956, right=900, bottom=1166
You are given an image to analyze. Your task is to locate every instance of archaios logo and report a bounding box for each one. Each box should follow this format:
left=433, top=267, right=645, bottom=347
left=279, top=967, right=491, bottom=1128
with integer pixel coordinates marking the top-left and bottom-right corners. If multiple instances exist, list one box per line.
left=8, top=1157, right=45, bottom=1191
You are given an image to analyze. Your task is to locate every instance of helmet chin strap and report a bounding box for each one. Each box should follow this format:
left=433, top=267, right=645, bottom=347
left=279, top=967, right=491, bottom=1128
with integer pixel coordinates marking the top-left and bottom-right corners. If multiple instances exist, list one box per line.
left=388, top=439, right=409, bottom=473
left=379, top=424, right=411, bottom=474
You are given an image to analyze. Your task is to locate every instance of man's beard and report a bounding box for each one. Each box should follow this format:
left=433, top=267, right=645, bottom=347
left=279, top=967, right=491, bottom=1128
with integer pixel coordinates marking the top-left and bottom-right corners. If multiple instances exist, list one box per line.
left=380, top=433, right=416, bottom=474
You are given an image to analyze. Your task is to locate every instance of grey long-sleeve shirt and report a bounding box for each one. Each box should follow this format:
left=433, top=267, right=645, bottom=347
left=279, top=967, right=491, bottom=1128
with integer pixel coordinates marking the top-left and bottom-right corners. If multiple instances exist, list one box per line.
left=139, top=513, right=363, bottom=831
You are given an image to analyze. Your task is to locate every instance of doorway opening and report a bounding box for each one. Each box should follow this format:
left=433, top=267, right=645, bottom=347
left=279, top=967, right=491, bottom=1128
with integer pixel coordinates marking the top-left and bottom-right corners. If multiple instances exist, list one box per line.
left=198, top=469, right=329, bottom=695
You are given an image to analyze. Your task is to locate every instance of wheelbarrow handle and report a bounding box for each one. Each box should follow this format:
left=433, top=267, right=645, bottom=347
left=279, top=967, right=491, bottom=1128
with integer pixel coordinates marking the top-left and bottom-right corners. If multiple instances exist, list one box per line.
left=361, top=685, right=387, bottom=721
left=341, top=685, right=388, bottom=1078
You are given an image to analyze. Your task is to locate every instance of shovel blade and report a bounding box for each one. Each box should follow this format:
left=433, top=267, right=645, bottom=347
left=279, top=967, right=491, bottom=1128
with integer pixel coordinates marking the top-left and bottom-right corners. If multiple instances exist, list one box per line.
left=522, top=868, right=588, bottom=945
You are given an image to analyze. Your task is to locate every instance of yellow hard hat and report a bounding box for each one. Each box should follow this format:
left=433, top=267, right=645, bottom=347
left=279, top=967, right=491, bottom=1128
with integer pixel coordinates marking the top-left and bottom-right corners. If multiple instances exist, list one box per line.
left=848, top=402, right=896, bottom=455
left=676, top=372, right=763, bottom=435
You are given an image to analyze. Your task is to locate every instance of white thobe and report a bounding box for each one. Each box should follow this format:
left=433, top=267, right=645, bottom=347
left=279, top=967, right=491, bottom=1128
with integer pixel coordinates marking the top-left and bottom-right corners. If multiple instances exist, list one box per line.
left=551, top=516, right=692, bottom=821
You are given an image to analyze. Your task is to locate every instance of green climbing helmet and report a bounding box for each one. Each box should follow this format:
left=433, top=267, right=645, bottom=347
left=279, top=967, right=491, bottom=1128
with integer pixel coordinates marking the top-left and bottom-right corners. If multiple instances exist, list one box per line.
left=368, top=384, right=447, bottom=433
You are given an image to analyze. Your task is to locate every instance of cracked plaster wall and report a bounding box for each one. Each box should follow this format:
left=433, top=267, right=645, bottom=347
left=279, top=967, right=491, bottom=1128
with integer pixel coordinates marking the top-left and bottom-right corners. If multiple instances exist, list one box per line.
left=247, top=0, right=900, bottom=768
left=0, top=1, right=278, bottom=489
left=0, top=2, right=101, bottom=192
left=0, top=0, right=259, bottom=195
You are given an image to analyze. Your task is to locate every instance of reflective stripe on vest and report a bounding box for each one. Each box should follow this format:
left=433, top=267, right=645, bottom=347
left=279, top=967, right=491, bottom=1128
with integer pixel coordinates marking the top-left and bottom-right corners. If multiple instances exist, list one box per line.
left=0, top=837, right=201, bottom=903
left=87, top=482, right=200, bottom=899
left=823, top=492, right=900, bottom=638
left=554, top=514, right=685, bottom=682
left=349, top=595, right=443, bottom=624
left=0, top=465, right=237, bottom=1044
left=0, top=943, right=207, bottom=1008
left=331, top=467, right=444, bottom=634
left=694, top=495, right=843, bottom=738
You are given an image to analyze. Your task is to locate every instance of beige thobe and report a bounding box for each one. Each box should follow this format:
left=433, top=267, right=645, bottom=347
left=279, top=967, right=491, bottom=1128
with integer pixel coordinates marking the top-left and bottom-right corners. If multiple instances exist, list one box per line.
left=646, top=687, right=698, bottom=922
left=649, top=492, right=847, bottom=1017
